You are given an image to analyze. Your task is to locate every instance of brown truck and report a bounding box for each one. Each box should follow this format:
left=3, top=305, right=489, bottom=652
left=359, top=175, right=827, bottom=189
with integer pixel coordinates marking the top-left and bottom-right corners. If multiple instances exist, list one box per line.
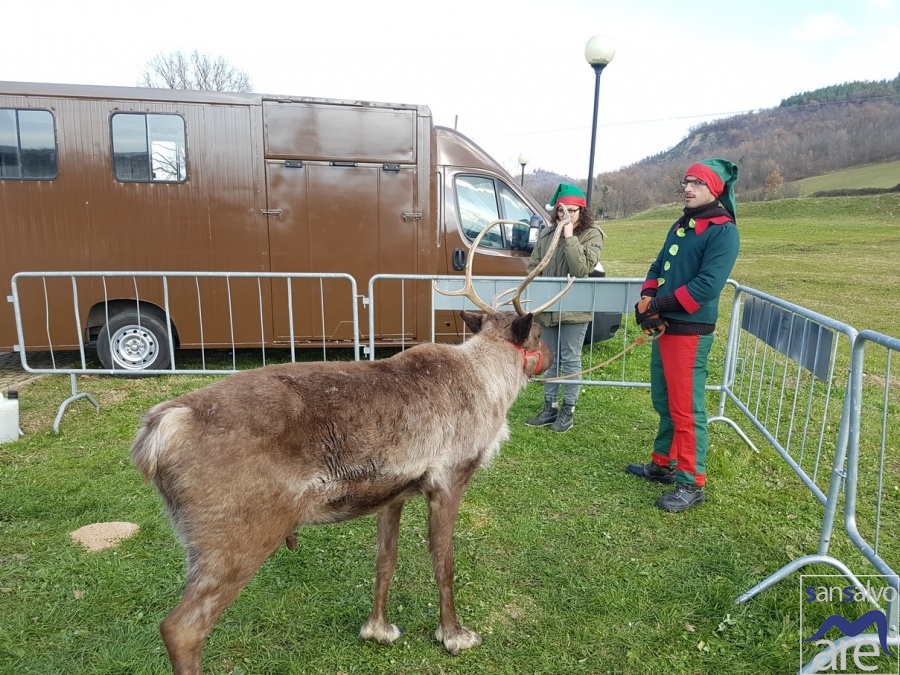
left=0, top=81, right=619, bottom=372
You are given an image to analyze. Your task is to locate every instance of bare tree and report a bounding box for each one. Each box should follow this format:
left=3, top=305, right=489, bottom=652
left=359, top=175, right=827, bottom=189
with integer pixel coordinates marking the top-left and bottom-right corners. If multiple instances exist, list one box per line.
left=140, top=50, right=252, bottom=92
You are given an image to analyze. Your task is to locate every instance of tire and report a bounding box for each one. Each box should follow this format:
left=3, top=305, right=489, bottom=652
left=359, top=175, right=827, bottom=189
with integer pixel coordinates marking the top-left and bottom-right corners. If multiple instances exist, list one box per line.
left=96, top=310, right=172, bottom=375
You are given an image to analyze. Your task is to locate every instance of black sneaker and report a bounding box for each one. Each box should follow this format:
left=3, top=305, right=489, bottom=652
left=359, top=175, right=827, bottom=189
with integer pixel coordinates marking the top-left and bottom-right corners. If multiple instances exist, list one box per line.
left=525, top=401, right=558, bottom=427
left=625, top=462, right=675, bottom=484
left=549, top=405, right=574, bottom=433
left=656, top=484, right=706, bottom=513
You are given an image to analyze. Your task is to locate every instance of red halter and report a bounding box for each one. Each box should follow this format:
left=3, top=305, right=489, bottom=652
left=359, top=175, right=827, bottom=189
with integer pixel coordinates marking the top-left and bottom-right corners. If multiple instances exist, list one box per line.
left=507, top=340, right=544, bottom=374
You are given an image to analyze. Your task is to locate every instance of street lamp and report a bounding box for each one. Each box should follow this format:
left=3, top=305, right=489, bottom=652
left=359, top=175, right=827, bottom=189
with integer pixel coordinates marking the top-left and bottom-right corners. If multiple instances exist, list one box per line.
left=584, top=34, right=615, bottom=211
left=518, top=153, right=529, bottom=187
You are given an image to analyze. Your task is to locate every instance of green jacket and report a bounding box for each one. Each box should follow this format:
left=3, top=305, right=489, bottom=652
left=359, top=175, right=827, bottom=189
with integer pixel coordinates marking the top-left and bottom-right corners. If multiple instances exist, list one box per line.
left=527, top=223, right=604, bottom=326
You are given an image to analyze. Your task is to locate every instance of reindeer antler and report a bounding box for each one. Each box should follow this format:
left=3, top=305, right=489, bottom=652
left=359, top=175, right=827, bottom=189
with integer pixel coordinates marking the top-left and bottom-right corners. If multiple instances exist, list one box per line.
left=432, top=221, right=505, bottom=312
left=510, top=208, right=575, bottom=316
left=434, top=214, right=574, bottom=315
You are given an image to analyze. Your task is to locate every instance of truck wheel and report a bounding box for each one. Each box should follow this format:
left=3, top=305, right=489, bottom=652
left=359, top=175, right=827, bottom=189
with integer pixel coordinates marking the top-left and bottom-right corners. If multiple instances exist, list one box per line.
left=96, top=310, right=171, bottom=375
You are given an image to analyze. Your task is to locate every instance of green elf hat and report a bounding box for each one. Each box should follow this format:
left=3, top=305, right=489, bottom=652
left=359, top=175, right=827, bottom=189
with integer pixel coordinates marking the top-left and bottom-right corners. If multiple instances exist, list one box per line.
left=685, top=158, right=739, bottom=220
left=546, top=183, right=587, bottom=211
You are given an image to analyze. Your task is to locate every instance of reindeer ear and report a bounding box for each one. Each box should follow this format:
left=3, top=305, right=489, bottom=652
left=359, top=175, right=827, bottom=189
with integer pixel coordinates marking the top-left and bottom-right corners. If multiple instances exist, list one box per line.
left=460, top=310, right=486, bottom=334
left=510, top=313, right=534, bottom=346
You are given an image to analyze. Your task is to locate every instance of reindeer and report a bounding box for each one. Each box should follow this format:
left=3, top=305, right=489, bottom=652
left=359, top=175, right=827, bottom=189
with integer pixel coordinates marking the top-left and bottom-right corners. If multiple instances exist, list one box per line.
left=130, top=218, right=573, bottom=674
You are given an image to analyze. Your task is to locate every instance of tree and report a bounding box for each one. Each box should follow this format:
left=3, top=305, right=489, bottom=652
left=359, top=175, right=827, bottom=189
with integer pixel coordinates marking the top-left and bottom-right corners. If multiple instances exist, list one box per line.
left=763, top=168, right=784, bottom=200
left=140, top=50, right=252, bottom=92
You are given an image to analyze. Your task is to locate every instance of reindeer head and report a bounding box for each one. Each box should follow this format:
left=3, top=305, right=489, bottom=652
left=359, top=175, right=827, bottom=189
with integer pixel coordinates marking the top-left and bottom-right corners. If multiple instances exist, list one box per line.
left=460, top=310, right=552, bottom=377
left=438, top=215, right=577, bottom=378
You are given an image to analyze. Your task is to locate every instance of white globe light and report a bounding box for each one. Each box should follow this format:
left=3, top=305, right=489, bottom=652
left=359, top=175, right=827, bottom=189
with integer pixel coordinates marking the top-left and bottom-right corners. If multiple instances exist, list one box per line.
left=585, top=34, right=616, bottom=66
left=518, top=153, right=530, bottom=165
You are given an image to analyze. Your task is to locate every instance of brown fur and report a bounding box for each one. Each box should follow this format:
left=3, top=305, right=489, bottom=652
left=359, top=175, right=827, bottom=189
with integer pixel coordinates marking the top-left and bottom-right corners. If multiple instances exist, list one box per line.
left=131, top=311, right=551, bottom=674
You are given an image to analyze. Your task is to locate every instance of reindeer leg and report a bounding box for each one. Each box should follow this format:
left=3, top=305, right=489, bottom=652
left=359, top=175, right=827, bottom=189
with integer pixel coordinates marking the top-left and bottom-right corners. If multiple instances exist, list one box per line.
left=359, top=501, right=405, bottom=645
left=427, top=483, right=483, bottom=655
left=160, top=546, right=272, bottom=675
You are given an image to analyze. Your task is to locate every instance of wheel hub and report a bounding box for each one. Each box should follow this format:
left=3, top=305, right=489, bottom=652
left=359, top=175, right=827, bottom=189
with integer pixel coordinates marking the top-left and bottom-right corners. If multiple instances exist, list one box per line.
left=111, top=326, right=157, bottom=369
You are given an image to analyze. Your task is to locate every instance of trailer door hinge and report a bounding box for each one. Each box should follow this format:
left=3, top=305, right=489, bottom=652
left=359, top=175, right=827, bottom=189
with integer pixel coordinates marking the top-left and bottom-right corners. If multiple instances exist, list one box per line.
left=402, top=212, right=423, bottom=221
left=260, top=209, right=283, bottom=217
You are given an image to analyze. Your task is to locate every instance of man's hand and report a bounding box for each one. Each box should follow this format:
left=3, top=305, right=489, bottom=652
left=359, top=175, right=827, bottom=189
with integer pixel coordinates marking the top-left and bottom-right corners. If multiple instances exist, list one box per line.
left=634, top=296, right=654, bottom=325
left=640, top=316, right=667, bottom=335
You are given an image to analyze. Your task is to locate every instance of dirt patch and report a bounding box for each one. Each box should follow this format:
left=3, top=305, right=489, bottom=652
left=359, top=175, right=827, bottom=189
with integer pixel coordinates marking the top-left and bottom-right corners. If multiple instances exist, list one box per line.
left=0, top=351, right=84, bottom=392
left=69, top=522, right=140, bottom=552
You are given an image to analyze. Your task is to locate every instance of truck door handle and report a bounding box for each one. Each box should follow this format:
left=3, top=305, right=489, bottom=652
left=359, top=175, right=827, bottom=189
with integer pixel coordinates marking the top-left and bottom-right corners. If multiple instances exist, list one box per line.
left=260, top=209, right=283, bottom=217
left=452, top=248, right=466, bottom=271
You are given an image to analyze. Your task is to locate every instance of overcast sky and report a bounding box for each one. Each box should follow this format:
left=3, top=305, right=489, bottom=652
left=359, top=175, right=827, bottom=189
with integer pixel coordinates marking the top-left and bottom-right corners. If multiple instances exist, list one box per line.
left=4, top=0, right=898, bottom=179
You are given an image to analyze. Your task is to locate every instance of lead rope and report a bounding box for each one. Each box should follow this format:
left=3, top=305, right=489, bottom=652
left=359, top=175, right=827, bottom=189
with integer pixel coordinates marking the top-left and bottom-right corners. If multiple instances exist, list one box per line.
left=534, top=327, right=665, bottom=382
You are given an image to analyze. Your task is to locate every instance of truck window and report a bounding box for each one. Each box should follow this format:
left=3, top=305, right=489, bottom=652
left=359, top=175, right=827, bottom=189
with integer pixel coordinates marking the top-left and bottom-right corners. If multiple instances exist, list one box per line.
left=456, top=174, right=535, bottom=251
left=111, top=113, right=187, bottom=183
left=0, top=108, right=58, bottom=180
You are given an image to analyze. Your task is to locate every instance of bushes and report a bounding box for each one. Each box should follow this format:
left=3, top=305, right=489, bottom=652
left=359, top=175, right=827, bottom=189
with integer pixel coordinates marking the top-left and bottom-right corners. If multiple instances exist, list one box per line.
left=809, top=183, right=900, bottom=197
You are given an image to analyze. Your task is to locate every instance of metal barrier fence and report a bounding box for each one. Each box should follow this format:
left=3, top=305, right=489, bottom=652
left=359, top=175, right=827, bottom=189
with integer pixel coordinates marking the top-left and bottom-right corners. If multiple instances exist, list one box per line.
left=6, top=269, right=900, bottom=673
left=810, top=329, right=900, bottom=670
left=721, top=285, right=863, bottom=596
left=369, top=274, right=651, bottom=386
left=9, top=271, right=360, bottom=430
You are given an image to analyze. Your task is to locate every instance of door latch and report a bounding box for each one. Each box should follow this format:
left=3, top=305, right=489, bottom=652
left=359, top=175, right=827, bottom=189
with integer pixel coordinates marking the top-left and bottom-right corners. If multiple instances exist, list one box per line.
left=452, top=248, right=466, bottom=271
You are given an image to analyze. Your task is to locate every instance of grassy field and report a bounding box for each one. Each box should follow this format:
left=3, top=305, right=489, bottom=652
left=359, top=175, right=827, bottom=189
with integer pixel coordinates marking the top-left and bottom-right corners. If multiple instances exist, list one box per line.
left=603, top=193, right=900, bottom=336
left=792, top=160, right=900, bottom=196
left=1, top=194, right=899, bottom=674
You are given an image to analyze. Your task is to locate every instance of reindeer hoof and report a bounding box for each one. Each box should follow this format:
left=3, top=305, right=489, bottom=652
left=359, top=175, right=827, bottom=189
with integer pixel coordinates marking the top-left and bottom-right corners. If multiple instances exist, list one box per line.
left=284, top=533, right=297, bottom=551
left=359, top=620, right=405, bottom=646
left=435, top=624, right=483, bottom=655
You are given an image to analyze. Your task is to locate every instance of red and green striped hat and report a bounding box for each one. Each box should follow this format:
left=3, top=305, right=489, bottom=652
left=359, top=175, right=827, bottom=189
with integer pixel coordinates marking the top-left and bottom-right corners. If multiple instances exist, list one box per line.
left=685, top=158, right=739, bottom=220
left=549, top=183, right=587, bottom=209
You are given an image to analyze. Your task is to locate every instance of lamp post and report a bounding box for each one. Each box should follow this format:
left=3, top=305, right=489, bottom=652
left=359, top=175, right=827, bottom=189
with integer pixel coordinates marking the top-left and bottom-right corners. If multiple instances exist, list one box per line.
left=584, top=34, right=615, bottom=211
left=518, top=153, right=529, bottom=187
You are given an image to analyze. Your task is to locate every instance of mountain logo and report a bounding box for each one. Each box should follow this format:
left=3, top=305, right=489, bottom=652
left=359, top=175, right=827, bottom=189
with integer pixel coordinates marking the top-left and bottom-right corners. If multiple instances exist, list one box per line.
left=805, top=609, right=894, bottom=657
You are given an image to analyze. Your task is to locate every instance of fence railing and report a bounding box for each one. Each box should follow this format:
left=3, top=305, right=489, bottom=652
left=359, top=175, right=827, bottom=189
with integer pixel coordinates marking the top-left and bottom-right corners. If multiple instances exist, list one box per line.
left=6, top=269, right=899, bottom=673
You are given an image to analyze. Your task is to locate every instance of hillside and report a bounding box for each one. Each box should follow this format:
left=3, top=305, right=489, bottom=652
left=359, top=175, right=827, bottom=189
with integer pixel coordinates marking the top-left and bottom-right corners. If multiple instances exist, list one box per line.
left=600, top=193, right=900, bottom=333
left=525, top=75, right=900, bottom=218
left=793, top=160, right=900, bottom=197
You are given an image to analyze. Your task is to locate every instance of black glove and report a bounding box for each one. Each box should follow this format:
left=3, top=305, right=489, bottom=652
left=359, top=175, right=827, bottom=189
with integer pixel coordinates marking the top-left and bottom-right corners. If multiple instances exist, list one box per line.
left=640, top=316, right=667, bottom=335
left=634, top=296, right=656, bottom=325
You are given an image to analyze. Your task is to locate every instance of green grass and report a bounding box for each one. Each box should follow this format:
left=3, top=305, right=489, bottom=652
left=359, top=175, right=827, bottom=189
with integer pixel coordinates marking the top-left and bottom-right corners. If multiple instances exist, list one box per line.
left=1, top=194, right=899, bottom=674
left=603, top=194, right=900, bottom=337
left=793, top=160, right=900, bottom=196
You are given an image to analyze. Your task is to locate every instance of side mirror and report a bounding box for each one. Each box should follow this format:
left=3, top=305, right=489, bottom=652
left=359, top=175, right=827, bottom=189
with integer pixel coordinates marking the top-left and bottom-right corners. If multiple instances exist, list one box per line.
left=525, top=214, right=545, bottom=253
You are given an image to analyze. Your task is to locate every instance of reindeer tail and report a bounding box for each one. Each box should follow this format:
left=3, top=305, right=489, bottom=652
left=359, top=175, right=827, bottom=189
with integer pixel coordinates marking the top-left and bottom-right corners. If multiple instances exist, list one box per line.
left=130, top=402, right=191, bottom=481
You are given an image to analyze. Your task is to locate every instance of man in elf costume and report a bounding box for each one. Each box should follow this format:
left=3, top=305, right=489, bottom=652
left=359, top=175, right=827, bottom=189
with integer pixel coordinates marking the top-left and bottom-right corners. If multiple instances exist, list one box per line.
left=626, top=158, right=740, bottom=512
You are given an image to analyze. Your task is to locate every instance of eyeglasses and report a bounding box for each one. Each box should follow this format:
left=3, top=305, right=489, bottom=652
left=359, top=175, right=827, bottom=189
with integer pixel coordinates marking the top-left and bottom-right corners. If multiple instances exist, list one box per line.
left=557, top=206, right=581, bottom=213
left=680, top=178, right=708, bottom=188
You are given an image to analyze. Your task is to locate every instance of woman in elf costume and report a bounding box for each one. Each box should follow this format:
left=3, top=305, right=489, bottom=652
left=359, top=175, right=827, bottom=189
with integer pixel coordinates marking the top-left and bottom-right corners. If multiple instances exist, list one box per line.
left=626, top=159, right=740, bottom=512
left=524, top=183, right=605, bottom=433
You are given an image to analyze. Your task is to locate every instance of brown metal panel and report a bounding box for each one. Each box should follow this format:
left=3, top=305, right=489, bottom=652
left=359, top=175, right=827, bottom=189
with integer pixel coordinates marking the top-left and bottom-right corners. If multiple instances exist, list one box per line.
left=264, top=101, right=416, bottom=163
left=266, top=161, right=418, bottom=343
left=0, top=89, right=270, bottom=350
